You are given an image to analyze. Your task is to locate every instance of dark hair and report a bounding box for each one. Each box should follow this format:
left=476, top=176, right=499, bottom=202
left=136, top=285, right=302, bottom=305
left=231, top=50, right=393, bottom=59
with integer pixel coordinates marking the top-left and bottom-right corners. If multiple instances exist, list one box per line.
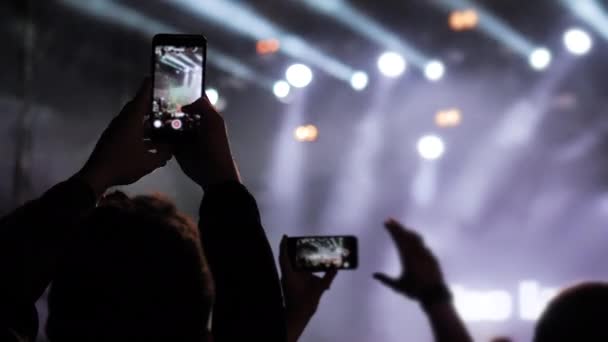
left=46, top=191, right=214, bottom=341
left=534, top=282, right=608, bottom=342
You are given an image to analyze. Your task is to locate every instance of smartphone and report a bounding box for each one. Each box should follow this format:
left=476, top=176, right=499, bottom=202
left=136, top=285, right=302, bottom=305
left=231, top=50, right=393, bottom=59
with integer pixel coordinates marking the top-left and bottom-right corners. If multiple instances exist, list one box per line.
left=287, top=236, right=358, bottom=272
left=148, top=34, right=207, bottom=139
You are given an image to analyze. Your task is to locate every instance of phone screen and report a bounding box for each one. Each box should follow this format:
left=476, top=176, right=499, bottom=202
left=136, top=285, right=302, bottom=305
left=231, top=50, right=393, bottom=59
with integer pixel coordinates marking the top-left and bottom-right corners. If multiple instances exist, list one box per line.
left=151, top=43, right=204, bottom=133
left=290, top=236, right=358, bottom=271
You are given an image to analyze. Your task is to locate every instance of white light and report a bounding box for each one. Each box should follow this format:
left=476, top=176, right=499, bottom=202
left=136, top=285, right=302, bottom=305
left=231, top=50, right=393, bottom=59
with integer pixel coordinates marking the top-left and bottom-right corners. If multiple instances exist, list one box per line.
left=377, top=52, right=406, bottom=78
left=350, top=71, right=369, bottom=90
left=424, top=60, right=445, bottom=81
left=529, top=48, right=552, bottom=70
left=285, top=64, right=313, bottom=88
left=205, top=88, right=219, bottom=105
left=273, top=80, right=291, bottom=98
left=417, top=135, right=445, bottom=160
left=153, top=119, right=162, bottom=129
left=564, top=28, right=593, bottom=55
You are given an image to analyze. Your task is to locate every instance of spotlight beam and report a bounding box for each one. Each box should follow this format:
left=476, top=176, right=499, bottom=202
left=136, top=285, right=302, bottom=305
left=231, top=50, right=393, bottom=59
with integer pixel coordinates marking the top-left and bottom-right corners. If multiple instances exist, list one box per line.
left=170, top=0, right=355, bottom=82
left=560, top=0, right=608, bottom=40
left=59, top=0, right=274, bottom=89
left=301, top=0, right=429, bottom=68
left=432, top=0, right=535, bottom=56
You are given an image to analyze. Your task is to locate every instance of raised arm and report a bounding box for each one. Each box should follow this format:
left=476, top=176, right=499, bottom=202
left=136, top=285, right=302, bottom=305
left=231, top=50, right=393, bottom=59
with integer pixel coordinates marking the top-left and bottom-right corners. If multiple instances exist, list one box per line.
left=0, top=79, right=171, bottom=340
left=176, top=97, right=287, bottom=342
left=373, top=219, right=473, bottom=342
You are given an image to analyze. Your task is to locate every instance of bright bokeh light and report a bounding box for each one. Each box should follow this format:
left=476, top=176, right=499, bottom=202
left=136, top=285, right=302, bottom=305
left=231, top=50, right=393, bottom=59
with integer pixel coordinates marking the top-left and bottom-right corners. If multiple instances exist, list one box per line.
left=563, top=28, right=593, bottom=55
left=273, top=80, right=291, bottom=98
left=286, top=63, right=313, bottom=88
left=529, top=48, right=552, bottom=70
left=256, top=38, right=280, bottom=55
left=153, top=119, right=162, bottom=129
left=294, top=124, right=319, bottom=142
left=377, top=52, right=406, bottom=78
left=424, top=60, right=445, bottom=81
left=435, top=108, right=462, bottom=127
left=205, top=88, right=219, bottom=105
left=417, top=135, right=445, bottom=160
left=449, top=9, right=479, bottom=31
left=350, top=71, right=369, bottom=90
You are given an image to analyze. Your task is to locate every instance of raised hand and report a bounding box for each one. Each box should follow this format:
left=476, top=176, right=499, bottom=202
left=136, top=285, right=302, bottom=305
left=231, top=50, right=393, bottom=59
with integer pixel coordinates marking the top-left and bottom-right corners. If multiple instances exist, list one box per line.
left=279, top=236, right=337, bottom=342
left=77, top=78, right=172, bottom=197
left=174, top=96, right=240, bottom=190
left=373, top=219, right=445, bottom=301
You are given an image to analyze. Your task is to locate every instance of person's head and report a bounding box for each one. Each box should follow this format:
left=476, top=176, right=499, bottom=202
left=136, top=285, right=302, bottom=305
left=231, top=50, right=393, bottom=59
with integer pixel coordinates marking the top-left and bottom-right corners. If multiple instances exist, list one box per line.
left=534, top=282, right=608, bottom=342
left=490, top=337, right=512, bottom=342
left=46, top=191, right=214, bottom=341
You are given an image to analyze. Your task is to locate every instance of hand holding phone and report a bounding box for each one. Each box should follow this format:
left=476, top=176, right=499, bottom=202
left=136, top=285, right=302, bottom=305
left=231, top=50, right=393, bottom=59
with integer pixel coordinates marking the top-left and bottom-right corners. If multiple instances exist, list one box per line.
left=280, top=236, right=338, bottom=342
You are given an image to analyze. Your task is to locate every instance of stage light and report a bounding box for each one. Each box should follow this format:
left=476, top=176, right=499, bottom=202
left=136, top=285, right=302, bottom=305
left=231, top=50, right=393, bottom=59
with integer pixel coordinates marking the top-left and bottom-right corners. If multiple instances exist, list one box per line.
left=377, top=52, right=406, bottom=78
left=170, top=0, right=355, bottom=82
left=424, top=60, right=445, bottom=81
left=529, top=48, right=552, bottom=70
left=205, top=88, right=219, bottom=105
left=294, top=124, right=319, bottom=142
left=153, top=119, right=162, bottom=129
left=564, top=28, right=593, bottom=55
left=301, top=0, right=430, bottom=69
left=60, top=0, right=274, bottom=91
left=350, top=71, right=369, bottom=90
left=435, top=108, right=462, bottom=127
left=286, top=64, right=313, bottom=88
left=273, top=80, right=291, bottom=98
left=256, top=38, right=280, bottom=55
left=417, top=135, right=445, bottom=160
left=449, top=9, right=479, bottom=31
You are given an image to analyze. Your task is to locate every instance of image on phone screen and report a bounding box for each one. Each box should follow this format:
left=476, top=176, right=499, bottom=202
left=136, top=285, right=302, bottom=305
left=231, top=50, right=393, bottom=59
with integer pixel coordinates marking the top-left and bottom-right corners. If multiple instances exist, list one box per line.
left=295, top=236, right=357, bottom=270
left=151, top=44, right=204, bottom=132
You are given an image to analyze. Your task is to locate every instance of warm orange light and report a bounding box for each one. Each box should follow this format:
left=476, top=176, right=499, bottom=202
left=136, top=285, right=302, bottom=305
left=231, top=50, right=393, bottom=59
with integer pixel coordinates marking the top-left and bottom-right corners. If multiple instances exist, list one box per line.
left=435, top=108, right=462, bottom=127
left=256, top=39, right=280, bottom=55
left=294, top=124, right=319, bottom=142
left=449, top=9, right=478, bottom=31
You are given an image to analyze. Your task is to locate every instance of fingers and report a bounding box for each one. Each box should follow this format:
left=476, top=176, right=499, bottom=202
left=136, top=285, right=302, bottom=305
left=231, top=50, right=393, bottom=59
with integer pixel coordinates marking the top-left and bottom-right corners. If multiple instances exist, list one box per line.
left=321, top=268, right=338, bottom=290
left=384, top=218, right=424, bottom=246
left=279, top=235, right=293, bottom=273
left=373, top=272, right=401, bottom=291
left=182, top=95, right=216, bottom=116
left=142, top=143, right=173, bottom=170
left=133, top=77, right=152, bottom=116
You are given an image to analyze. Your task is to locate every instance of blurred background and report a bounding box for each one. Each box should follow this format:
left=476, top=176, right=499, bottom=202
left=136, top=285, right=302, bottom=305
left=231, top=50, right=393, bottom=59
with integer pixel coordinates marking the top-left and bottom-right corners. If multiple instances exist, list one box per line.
left=3, top=0, right=608, bottom=341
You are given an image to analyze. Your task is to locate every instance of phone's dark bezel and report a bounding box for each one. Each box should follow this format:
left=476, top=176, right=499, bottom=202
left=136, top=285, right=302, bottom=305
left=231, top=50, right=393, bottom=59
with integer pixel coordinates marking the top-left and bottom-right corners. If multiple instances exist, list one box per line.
left=287, top=235, right=359, bottom=272
left=149, top=34, right=207, bottom=141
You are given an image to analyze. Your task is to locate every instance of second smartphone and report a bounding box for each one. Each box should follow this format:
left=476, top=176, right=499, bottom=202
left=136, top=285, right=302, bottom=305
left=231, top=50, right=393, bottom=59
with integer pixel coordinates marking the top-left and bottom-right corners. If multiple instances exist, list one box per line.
left=287, top=236, right=358, bottom=272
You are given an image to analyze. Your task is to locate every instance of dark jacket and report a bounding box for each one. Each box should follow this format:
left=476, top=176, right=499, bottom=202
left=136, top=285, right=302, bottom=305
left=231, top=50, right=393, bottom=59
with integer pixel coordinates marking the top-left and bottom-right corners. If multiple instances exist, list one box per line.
left=0, top=178, right=286, bottom=341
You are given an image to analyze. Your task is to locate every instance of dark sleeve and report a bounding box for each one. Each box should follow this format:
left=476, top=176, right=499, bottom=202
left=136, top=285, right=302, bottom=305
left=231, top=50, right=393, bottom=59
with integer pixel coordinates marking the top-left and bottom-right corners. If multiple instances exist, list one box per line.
left=0, top=178, right=97, bottom=341
left=199, top=182, right=287, bottom=342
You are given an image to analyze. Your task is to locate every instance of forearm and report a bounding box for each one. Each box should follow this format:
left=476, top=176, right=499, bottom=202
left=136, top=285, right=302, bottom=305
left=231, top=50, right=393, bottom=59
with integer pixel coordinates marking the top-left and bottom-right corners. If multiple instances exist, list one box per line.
left=0, top=176, right=97, bottom=338
left=199, top=182, right=286, bottom=341
left=422, top=302, right=473, bottom=342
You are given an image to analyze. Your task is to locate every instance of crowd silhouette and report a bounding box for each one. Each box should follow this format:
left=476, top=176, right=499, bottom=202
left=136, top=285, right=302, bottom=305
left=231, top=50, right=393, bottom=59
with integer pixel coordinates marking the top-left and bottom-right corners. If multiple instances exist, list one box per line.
left=0, top=79, right=605, bottom=341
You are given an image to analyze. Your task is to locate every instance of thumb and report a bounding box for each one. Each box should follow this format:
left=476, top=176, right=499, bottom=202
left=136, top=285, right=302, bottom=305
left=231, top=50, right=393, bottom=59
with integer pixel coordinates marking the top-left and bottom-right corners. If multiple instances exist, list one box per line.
left=373, top=273, right=401, bottom=291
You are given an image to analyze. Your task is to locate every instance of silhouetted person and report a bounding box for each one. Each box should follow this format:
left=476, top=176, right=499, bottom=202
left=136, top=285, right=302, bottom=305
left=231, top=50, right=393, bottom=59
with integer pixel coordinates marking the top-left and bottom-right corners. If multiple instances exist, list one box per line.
left=0, top=79, right=288, bottom=341
left=374, top=219, right=473, bottom=342
left=534, top=282, right=608, bottom=342
left=46, top=192, right=214, bottom=341
left=490, top=337, right=513, bottom=342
